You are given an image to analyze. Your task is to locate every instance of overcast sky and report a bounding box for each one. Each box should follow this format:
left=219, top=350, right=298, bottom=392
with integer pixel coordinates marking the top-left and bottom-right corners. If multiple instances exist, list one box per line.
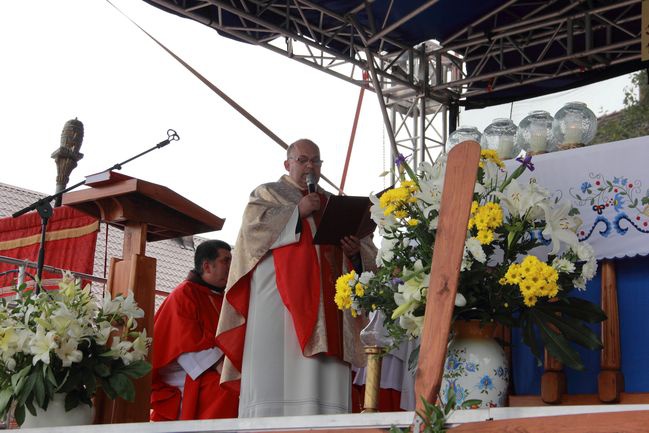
left=0, top=0, right=634, bottom=245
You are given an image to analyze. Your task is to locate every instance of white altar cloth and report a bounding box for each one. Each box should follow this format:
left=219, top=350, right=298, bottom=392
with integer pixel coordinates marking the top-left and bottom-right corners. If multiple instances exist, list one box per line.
left=506, top=136, right=649, bottom=260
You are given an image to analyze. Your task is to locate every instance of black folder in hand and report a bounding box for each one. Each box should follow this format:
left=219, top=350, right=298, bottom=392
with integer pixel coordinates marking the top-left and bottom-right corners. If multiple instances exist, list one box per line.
left=312, top=195, right=376, bottom=245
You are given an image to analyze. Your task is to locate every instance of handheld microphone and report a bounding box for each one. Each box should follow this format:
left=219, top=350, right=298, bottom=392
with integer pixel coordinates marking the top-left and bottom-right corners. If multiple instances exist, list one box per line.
left=306, top=173, right=317, bottom=194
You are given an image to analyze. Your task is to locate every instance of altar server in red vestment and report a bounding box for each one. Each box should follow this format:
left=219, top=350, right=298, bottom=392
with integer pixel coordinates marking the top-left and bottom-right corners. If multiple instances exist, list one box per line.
left=216, top=139, right=376, bottom=417
left=151, top=240, right=238, bottom=421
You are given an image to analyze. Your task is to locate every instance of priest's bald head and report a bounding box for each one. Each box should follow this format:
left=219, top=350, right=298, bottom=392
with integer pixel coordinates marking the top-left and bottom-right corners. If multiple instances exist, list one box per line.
left=284, top=139, right=323, bottom=190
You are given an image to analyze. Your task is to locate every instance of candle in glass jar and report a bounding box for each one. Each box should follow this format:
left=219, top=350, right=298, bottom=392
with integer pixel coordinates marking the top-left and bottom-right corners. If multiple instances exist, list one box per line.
left=497, top=135, right=514, bottom=159
left=563, top=118, right=582, bottom=144
left=529, top=123, right=547, bottom=152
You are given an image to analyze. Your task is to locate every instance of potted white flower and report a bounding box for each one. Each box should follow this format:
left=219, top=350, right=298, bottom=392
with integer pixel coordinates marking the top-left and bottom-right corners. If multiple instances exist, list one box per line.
left=0, top=272, right=151, bottom=426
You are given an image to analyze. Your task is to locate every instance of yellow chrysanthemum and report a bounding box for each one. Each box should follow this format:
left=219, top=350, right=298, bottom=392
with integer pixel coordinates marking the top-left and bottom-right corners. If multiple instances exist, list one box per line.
left=394, top=210, right=408, bottom=219
left=501, top=256, right=559, bottom=307
left=469, top=201, right=503, bottom=244
left=407, top=218, right=420, bottom=227
left=480, top=149, right=505, bottom=168
left=476, top=229, right=494, bottom=245
left=334, top=271, right=357, bottom=310
left=379, top=186, right=414, bottom=217
left=355, top=282, right=365, bottom=297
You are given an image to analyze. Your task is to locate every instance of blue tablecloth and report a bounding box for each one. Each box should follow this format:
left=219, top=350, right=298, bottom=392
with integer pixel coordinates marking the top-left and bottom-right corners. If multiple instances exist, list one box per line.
left=512, top=254, right=649, bottom=395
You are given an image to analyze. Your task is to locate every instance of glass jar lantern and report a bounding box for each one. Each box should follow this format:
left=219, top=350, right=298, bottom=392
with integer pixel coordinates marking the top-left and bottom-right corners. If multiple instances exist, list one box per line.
left=516, top=110, right=553, bottom=155
left=446, top=126, right=482, bottom=151
left=551, top=102, right=597, bottom=151
left=481, top=118, right=517, bottom=159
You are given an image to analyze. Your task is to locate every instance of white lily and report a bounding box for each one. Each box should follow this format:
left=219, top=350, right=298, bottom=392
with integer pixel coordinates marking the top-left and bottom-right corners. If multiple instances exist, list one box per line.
left=369, top=193, right=396, bottom=229
left=540, top=201, right=580, bottom=255
left=50, top=303, right=83, bottom=338
left=495, top=179, right=549, bottom=220
left=29, top=326, right=57, bottom=365
left=119, top=292, right=145, bottom=321
left=55, top=337, right=82, bottom=367
left=398, top=313, right=425, bottom=338
left=95, top=321, right=115, bottom=346
left=109, top=336, right=135, bottom=365
left=358, top=271, right=375, bottom=286
left=376, top=236, right=397, bottom=267
left=129, top=328, right=150, bottom=363
left=397, top=260, right=429, bottom=305
left=102, top=290, right=122, bottom=315
left=0, top=326, right=19, bottom=358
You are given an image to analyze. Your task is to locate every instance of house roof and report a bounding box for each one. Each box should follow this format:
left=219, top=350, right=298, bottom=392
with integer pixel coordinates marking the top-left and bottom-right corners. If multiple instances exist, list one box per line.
left=0, top=182, right=208, bottom=309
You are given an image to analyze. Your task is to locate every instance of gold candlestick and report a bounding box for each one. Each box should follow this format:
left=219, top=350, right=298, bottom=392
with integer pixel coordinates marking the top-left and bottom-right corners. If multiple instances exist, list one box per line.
left=362, top=346, right=385, bottom=413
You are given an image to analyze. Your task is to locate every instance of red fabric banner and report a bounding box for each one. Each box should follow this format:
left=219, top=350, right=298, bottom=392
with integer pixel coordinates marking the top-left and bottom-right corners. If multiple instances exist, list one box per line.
left=0, top=205, right=99, bottom=294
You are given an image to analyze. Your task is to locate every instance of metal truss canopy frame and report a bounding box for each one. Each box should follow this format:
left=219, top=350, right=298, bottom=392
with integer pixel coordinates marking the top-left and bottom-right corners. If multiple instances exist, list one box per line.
left=144, top=0, right=643, bottom=106
left=143, top=0, right=644, bottom=170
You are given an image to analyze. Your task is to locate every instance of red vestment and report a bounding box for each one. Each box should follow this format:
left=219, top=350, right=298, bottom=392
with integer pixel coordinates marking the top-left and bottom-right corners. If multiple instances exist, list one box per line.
left=151, top=278, right=238, bottom=421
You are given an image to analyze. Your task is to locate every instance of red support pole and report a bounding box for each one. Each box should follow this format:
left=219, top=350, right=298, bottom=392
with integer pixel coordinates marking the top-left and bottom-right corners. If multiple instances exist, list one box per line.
left=339, top=71, right=369, bottom=194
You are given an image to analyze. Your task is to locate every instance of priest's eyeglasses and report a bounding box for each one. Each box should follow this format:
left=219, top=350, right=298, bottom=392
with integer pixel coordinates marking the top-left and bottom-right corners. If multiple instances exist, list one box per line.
left=288, top=156, right=324, bottom=166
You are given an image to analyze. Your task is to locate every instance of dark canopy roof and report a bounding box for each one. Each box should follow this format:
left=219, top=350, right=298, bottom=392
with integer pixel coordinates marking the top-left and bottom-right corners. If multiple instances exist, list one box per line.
left=144, top=0, right=644, bottom=108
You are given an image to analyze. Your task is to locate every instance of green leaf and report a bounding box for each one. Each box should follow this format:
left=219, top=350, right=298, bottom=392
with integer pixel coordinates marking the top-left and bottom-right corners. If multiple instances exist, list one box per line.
left=65, top=391, right=80, bottom=411
left=0, top=388, right=13, bottom=416
left=33, top=369, right=45, bottom=408
left=11, top=365, right=31, bottom=393
left=541, top=298, right=607, bottom=323
left=14, top=403, right=25, bottom=426
left=108, top=374, right=135, bottom=402
left=531, top=311, right=584, bottom=370
left=93, top=363, right=111, bottom=378
left=55, top=369, right=70, bottom=393
left=99, top=378, right=117, bottom=400
left=45, top=364, right=57, bottom=386
left=444, top=387, right=456, bottom=415
left=534, top=309, right=602, bottom=351
left=82, top=369, right=97, bottom=395
left=120, top=361, right=152, bottom=379
left=521, top=313, right=543, bottom=361
left=17, top=371, right=38, bottom=407
left=25, top=398, right=36, bottom=416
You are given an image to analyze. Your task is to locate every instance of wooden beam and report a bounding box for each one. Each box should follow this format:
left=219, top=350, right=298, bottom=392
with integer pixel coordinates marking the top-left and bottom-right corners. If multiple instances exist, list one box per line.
left=598, top=259, right=624, bottom=402
left=448, top=409, right=649, bottom=433
left=414, top=140, right=481, bottom=412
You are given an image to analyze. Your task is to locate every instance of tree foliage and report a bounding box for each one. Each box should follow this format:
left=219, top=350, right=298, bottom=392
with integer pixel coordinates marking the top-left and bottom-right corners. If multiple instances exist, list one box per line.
left=593, top=70, right=649, bottom=144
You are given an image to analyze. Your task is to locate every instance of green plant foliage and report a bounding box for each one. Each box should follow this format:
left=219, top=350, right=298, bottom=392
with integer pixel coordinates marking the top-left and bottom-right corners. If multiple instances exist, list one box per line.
left=389, top=389, right=481, bottom=433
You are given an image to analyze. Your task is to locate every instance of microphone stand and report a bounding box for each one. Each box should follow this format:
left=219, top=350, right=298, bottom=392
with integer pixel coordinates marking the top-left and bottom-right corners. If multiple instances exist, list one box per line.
left=12, top=129, right=180, bottom=293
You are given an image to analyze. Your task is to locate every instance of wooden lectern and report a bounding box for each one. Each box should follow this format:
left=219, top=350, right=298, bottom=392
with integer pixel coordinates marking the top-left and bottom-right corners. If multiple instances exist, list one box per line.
left=62, top=172, right=224, bottom=424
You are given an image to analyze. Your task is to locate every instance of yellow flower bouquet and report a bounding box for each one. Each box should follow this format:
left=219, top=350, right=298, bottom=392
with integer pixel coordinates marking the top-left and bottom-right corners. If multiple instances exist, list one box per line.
left=336, top=151, right=605, bottom=370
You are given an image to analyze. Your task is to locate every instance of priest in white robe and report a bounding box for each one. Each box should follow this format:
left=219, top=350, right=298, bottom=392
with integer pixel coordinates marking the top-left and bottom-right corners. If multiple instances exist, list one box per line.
left=216, top=139, right=376, bottom=417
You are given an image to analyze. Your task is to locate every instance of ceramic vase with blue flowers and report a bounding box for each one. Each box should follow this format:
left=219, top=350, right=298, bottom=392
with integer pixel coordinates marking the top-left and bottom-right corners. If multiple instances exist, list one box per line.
left=441, top=320, right=509, bottom=409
